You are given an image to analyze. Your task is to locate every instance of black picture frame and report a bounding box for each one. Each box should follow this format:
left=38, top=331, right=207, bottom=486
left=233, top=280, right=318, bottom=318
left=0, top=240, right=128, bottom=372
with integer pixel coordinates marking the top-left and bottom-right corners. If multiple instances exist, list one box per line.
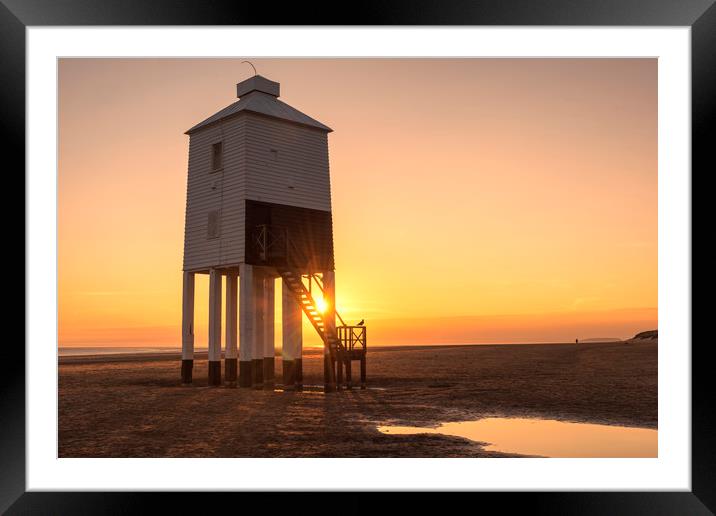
left=5, top=0, right=710, bottom=513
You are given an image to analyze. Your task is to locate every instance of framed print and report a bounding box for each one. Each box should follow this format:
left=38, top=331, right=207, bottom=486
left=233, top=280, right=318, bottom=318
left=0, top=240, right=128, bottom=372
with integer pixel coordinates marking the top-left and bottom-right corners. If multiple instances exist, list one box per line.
left=6, top=0, right=711, bottom=512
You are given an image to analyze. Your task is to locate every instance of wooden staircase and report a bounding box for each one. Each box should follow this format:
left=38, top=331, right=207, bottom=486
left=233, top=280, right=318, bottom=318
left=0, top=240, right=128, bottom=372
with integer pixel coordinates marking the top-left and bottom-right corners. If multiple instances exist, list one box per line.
left=254, top=224, right=366, bottom=391
left=277, top=267, right=342, bottom=356
left=277, top=267, right=367, bottom=391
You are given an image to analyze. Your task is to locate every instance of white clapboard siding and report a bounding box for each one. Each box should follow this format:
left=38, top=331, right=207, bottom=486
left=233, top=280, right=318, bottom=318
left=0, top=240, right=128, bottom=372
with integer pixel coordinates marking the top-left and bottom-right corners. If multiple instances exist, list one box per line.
left=245, top=113, right=332, bottom=212
left=182, top=117, right=247, bottom=271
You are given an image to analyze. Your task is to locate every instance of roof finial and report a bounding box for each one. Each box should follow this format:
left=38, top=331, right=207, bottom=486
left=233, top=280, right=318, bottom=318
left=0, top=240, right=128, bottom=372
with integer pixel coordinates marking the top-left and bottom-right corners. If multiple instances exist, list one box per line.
left=241, top=60, right=257, bottom=77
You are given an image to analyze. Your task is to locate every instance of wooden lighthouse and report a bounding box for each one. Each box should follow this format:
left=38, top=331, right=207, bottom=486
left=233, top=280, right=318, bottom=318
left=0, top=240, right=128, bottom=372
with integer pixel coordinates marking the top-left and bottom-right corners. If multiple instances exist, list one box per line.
left=180, top=73, right=366, bottom=392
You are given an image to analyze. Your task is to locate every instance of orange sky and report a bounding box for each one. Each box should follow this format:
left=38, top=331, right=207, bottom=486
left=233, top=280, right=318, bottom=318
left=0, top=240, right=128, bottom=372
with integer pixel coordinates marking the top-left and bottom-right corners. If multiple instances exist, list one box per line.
left=58, top=58, right=657, bottom=348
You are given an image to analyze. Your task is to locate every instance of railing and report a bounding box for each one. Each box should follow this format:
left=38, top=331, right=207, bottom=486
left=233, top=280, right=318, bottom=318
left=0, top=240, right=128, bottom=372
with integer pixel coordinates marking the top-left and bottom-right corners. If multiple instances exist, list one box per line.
left=337, top=325, right=367, bottom=355
left=252, top=224, right=288, bottom=263
left=251, top=224, right=313, bottom=269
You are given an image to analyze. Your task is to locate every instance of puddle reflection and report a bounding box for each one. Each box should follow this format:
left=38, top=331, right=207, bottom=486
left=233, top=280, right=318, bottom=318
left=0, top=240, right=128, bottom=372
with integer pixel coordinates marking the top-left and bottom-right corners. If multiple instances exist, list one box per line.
left=378, top=417, right=657, bottom=457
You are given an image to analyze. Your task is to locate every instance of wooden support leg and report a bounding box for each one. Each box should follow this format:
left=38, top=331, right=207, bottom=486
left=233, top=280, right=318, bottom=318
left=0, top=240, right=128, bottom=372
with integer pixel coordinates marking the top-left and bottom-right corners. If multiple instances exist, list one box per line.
left=181, top=271, right=195, bottom=384
left=324, top=352, right=336, bottom=393
left=282, top=359, right=295, bottom=389
left=263, top=276, right=275, bottom=390
left=252, top=270, right=265, bottom=389
left=295, top=358, right=303, bottom=391
left=336, top=352, right=343, bottom=391
left=360, top=356, right=366, bottom=390
left=224, top=272, right=238, bottom=387
left=346, top=358, right=352, bottom=390
left=263, top=357, right=275, bottom=390
left=181, top=359, right=193, bottom=385
left=208, top=268, right=222, bottom=387
left=239, top=264, right=254, bottom=388
left=224, top=359, right=237, bottom=387
left=323, top=270, right=337, bottom=393
left=282, top=278, right=302, bottom=391
left=252, top=357, right=264, bottom=388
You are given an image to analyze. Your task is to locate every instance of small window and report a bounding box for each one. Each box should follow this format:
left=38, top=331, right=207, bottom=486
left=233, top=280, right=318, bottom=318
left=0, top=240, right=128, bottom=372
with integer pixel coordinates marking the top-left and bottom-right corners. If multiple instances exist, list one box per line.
left=269, top=149, right=278, bottom=160
left=211, top=142, right=223, bottom=171
left=207, top=210, right=220, bottom=239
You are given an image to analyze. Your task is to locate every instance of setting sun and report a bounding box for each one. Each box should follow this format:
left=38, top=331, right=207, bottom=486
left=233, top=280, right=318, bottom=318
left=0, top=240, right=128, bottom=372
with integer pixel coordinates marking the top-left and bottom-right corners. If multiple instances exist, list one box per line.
left=315, top=295, right=328, bottom=314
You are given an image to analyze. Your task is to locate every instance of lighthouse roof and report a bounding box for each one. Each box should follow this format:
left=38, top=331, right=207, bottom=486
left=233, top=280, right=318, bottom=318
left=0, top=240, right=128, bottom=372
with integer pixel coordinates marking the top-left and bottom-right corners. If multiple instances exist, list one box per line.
left=185, top=75, right=332, bottom=134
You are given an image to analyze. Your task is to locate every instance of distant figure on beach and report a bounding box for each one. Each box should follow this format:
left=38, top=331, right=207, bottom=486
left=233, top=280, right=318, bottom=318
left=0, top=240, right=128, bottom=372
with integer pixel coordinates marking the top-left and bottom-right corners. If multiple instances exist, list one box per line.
left=576, top=338, right=579, bottom=344
left=357, top=319, right=365, bottom=326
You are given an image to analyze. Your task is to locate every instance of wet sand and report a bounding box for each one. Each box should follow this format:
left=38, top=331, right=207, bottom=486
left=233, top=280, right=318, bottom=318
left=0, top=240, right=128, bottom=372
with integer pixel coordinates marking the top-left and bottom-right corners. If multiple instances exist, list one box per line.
left=58, top=341, right=657, bottom=457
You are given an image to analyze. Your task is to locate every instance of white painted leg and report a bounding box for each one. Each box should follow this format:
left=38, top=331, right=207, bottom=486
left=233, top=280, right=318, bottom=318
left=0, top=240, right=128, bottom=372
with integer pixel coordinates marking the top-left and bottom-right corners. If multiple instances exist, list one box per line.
left=239, top=263, right=255, bottom=387
left=282, top=279, right=302, bottom=389
left=208, top=268, right=222, bottom=386
left=322, top=270, right=336, bottom=392
left=225, top=271, right=238, bottom=386
left=252, top=269, right=266, bottom=388
left=181, top=271, right=195, bottom=384
left=295, top=302, right=303, bottom=390
left=263, top=276, right=276, bottom=388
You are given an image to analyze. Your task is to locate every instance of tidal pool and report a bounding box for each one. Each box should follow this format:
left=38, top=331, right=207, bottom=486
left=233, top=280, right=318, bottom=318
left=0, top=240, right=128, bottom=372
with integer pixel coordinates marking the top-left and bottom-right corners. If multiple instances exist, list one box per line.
left=377, top=417, right=657, bottom=457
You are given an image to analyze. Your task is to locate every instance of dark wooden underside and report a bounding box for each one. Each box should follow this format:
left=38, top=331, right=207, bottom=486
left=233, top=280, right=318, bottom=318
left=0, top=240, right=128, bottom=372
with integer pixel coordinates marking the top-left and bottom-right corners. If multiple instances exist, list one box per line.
left=245, top=199, right=334, bottom=271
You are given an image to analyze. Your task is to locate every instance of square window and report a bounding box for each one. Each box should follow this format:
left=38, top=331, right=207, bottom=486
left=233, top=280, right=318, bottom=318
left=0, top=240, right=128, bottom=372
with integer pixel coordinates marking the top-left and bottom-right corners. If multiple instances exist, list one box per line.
left=207, top=210, right=220, bottom=238
left=211, top=142, right=223, bottom=171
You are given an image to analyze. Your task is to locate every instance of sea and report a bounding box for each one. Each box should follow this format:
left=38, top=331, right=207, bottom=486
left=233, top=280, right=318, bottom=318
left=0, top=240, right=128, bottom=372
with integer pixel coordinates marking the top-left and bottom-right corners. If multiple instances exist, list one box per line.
left=58, top=347, right=186, bottom=356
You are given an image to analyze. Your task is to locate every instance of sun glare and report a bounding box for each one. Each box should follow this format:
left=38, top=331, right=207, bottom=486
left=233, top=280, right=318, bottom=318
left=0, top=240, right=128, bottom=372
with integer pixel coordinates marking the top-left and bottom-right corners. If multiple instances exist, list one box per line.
left=315, top=296, right=328, bottom=313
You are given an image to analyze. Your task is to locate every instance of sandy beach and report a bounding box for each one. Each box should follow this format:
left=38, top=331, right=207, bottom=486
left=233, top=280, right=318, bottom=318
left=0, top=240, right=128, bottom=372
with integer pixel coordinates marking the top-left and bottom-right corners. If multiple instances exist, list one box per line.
left=58, top=341, right=657, bottom=458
